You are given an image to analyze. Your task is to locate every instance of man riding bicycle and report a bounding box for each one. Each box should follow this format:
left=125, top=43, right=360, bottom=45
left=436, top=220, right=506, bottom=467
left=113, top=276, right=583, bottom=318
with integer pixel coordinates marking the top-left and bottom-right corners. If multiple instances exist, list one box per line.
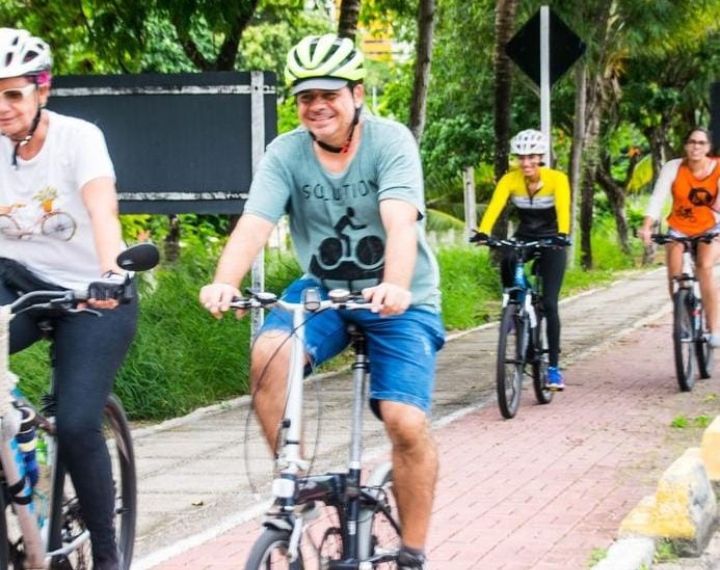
left=472, top=129, right=571, bottom=390
left=0, top=28, right=134, bottom=570
left=199, top=34, right=445, bottom=569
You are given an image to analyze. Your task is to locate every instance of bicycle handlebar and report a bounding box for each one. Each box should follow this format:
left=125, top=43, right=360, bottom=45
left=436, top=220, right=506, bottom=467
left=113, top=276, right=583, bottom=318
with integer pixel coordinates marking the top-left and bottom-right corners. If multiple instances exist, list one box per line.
left=229, top=288, right=374, bottom=313
left=6, top=242, right=160, bottom=317
left=476, top=237, right=569, bottom=250
left=650, top=232, right=720, bottom=245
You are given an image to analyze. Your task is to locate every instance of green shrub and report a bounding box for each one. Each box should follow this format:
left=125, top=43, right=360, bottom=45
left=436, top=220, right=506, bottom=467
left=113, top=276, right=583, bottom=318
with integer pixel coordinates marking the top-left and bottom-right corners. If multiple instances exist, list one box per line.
left=436, top=245, right=499, bottom=329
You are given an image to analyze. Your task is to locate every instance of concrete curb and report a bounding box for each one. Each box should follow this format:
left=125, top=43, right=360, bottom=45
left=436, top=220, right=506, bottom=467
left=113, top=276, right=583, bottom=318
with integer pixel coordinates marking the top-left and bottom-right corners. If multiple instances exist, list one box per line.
left=592, top=416, right=720, bottom=568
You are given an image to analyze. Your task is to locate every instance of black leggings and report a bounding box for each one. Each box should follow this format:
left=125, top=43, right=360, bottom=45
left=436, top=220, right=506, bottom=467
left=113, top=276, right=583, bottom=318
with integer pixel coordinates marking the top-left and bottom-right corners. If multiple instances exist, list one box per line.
left=500, top=246, right=567, bottom=367
left=0, top=280, right=137, bottom=566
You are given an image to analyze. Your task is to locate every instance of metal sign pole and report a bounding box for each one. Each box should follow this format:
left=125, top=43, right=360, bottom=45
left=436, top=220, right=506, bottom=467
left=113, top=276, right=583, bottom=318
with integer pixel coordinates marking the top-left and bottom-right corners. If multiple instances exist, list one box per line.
left=250, top=71, right=266, bottom=336
left=463, top=166, right=476, bottom=237
left=540, top=5, right=552, bottom=165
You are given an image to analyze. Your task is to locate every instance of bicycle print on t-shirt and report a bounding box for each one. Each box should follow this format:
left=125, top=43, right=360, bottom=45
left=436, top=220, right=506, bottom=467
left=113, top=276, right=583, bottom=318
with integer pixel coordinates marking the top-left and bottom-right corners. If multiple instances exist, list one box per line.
left=0, top=185, right=77, bottom=241
left=308, top=206, right=385, bottom=291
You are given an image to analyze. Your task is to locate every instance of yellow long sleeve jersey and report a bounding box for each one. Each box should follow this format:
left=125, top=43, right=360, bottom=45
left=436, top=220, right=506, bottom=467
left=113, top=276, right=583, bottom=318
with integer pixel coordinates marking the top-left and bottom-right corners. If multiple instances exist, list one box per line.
left=478, top=167, right=571, bottom=238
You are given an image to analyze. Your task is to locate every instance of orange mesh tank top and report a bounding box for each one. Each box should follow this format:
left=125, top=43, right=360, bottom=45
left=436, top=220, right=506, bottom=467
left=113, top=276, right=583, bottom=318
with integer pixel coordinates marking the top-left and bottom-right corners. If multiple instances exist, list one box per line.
left=666, top=159, right=720, bottom=235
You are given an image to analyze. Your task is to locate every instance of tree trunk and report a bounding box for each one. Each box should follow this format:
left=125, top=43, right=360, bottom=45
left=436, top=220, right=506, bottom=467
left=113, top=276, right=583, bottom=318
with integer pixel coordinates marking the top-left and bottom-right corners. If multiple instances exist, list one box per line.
left=492, top=0, right=517, bottom=183
left=580, top=76, right=602, bottom=270
left=338, top=0, right=362, bottom=40
left=568, top=61, right=587, bottom=268
left=491, top=0, right=518, bottom=243
left=579, top=0, right=615, bottom=270
left=596, top=165, right=630, bottom=254
left=164, top=214, right=181, bottom=263
left=409, top=0, right=436, bottom=143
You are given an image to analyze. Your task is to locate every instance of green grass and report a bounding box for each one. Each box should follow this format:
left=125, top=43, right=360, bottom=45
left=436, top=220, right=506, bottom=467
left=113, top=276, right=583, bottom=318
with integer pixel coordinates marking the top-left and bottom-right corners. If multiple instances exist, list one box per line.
left=654, top=539, right=678, bottom=562
left=670, top=414, right=712, bottom=429
left=587, top=547, right=608, bottom=566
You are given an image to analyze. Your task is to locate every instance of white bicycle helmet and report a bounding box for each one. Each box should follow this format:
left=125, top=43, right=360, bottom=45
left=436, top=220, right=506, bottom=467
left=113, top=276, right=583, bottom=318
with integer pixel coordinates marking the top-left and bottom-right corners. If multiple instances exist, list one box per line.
left=285, top=34, right=365, bottom=95
left=0, top=28, right=52, bottom=79
left=510, top=129, right=548, bottom=156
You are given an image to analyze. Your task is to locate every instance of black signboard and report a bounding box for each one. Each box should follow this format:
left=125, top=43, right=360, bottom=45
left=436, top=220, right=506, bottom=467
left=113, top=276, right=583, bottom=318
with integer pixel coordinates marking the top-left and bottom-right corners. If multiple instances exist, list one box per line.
left=47, top=71, right=277, bottom=214
left=711, top=82, right=720, bottom=154
left=505, top=8, right=586, bottom=87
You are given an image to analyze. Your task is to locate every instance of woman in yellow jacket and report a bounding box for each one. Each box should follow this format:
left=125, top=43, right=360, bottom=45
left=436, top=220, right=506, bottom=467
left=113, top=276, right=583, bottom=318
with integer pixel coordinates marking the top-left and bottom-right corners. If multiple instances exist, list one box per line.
left=474, top=129, right=571, bottom=389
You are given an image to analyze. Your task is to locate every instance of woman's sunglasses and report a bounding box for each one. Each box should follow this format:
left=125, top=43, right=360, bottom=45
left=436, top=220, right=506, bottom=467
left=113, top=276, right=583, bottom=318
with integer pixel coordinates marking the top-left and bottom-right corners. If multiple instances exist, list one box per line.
left=0, top=84, right=36, bottom=105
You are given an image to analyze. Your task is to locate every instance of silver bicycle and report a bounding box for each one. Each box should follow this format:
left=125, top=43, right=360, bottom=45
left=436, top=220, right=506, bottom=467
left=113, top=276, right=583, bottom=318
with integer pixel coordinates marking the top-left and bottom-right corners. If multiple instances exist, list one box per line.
left=0, top=243, right=158, bottom=569
left=237, top=288, right=401, bottom=570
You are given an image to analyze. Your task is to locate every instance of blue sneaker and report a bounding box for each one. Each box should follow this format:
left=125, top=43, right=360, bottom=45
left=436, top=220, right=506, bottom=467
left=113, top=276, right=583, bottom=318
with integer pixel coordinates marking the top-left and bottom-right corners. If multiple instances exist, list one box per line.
left=547, top=366, right=565, bottom=391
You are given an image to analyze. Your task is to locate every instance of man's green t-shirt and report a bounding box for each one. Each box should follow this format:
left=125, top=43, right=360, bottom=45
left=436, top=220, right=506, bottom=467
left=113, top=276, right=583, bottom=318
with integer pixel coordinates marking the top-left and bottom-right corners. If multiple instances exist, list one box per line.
left=244, top=113, right=440, bottom=310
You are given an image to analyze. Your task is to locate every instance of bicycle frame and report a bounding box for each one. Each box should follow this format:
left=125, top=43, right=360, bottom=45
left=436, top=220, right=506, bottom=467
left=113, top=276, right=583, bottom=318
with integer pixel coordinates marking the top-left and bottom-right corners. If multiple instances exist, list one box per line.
left=499, top=241, right=546, bottom=328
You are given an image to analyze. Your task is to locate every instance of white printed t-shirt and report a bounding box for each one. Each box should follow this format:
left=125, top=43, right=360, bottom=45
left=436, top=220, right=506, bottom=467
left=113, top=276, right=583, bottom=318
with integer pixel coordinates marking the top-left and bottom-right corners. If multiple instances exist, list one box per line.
left=0, top=111, right=116, bottom=289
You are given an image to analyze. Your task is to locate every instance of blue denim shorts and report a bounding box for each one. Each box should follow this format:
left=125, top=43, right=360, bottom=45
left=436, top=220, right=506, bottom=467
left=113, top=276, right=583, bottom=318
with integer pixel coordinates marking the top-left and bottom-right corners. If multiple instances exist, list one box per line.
left=259, top=278, right=446, bottom=416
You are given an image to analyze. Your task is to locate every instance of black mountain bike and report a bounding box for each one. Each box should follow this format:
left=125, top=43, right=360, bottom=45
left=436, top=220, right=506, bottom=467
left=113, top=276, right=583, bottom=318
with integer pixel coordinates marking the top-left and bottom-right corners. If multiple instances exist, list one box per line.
left=477, top=238, right=565, bottom=419
left=651, top=233, right=716, bottom=391
left=236, top=289, right=401, bottom=570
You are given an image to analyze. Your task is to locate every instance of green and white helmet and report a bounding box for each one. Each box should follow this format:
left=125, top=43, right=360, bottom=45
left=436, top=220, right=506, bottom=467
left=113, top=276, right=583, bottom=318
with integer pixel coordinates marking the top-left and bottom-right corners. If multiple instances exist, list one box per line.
left=285, top=34, right=365, bottom=95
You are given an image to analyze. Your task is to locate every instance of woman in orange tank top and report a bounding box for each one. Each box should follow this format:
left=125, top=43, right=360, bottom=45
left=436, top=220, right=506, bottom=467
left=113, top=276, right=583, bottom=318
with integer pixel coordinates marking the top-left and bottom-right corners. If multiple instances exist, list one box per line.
left=639, top=127, right=720, bottom=346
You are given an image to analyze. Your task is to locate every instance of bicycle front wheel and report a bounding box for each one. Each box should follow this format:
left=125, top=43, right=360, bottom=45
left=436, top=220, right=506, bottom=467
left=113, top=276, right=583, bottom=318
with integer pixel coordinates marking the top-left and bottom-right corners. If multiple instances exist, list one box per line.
left=245, top=528, right=304, bottom=569
left=673, top=289, right=697, bottom=391
left=696, top=304, right=714, bottom=379
left=531, top=311, right=553, bottom=405
left=497, top=304, right=527, bottom=419
left=48, top=395, right=137, bottom=569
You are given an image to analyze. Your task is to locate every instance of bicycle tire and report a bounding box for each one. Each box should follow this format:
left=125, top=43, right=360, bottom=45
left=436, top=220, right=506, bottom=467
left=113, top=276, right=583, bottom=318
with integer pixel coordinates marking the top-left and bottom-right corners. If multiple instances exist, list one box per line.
left=673, top=289, right=696, bottom=391
left=245, top=528, right=305, bottom=569
left=357, top=462, right=401, bottom=567
left=696, top=304, right=714, bottom=379
left=48, top=395, right=137, bottom=569
left=531, top=311, right=553, bottom=405
left=497, top=304, right=526, bottom=419
left=0, top=489, right=8, bottom=568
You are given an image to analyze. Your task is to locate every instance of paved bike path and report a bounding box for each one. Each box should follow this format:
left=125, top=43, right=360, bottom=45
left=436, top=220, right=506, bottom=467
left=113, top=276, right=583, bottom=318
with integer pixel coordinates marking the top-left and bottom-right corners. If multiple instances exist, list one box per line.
left=131, top=267, right=720, bottom=568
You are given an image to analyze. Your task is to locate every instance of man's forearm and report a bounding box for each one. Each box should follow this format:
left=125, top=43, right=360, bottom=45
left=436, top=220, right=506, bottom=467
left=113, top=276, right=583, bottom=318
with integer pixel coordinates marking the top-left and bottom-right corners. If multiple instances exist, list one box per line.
left=382, top=223, right=417, bottom=289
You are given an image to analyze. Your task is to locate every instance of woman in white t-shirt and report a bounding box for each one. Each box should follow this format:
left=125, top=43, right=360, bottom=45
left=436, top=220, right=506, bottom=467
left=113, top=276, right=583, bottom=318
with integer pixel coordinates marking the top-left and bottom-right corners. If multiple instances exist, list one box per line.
left=0, top=28, right=133, bottom=570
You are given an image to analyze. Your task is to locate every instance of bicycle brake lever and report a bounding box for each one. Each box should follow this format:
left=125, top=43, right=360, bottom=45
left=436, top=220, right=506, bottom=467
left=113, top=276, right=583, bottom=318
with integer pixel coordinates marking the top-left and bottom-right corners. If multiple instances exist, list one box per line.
left=68, top=307, right=102, bottom=317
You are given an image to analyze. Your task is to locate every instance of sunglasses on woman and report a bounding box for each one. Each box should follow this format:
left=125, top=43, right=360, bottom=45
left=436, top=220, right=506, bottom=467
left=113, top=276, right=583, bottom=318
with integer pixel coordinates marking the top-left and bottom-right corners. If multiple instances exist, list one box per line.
left=0, top=83, right=36, bottom=105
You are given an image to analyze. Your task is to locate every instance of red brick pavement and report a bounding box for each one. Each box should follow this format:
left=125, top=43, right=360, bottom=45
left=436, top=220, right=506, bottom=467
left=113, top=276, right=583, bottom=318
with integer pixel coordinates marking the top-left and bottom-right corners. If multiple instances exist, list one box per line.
left=149, top=316, right=720, bottom=569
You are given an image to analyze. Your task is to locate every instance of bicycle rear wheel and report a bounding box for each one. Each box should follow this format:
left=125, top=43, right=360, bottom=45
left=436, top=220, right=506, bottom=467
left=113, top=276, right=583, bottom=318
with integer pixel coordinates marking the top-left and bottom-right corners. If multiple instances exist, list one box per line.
left=531, top=311, right=553, bottom=405
left=696, top=304, right=714, bottom=379
left=673, top=289, right=697, bottom=391
left=48, top=395, right=137, bottom=569
left=358, top=462, right=401, bottom=568
left=497, top=304, right=526, bottom=419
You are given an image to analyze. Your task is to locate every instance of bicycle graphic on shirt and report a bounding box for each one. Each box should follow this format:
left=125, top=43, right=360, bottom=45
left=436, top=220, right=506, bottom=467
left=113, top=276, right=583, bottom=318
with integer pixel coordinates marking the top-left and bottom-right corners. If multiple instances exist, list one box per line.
left=308, top=207, right=385, bottom=289
left=0, top=201, right=77, bottom=242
